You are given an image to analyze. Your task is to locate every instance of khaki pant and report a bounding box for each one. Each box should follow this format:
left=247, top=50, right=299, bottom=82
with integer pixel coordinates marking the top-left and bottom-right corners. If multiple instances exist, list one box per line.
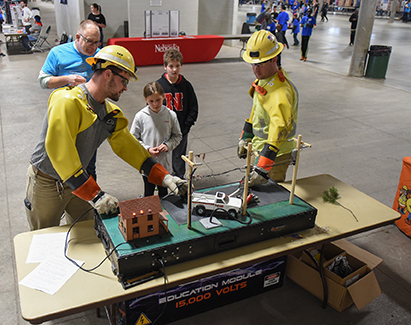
left=268, top=152, right=292, bottom=182
left=252, top=152, right=292, bottom=183
left=25, top=166, right=94, bottom=231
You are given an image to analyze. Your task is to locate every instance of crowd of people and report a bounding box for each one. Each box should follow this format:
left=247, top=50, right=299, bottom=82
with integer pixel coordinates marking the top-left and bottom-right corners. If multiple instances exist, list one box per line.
left=15, top=2, right=297, bottom=232
left=0, top=1, right=106, bottom=54
left=8, top=0, right=405, bottom=232
left=255, top=1, right=321, bottom=62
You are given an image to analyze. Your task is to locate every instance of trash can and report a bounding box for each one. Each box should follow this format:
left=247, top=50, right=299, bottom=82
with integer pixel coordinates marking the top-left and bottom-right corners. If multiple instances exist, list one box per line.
left=365, top=45, right=392, bottom=79
left=246, top=13, right=257, bottom=24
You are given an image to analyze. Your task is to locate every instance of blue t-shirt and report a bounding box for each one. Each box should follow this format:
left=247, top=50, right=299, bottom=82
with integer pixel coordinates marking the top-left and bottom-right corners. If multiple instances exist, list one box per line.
left=301, top=16, right=316, bottom=36
left=41, top=42, right=98, bottom=84
left=292, top=3, right=300, bottom=14
left=277, top=11, right=289, bottom=32
left=261, top=3, right=265, bottom=13
left=292, top=18, right=300, bottom=34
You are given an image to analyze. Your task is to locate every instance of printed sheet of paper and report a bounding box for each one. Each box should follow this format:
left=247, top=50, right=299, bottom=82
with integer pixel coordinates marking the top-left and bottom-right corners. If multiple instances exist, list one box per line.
left=26, top=233, right=68, bottom=264
left=19, top=255, right=84, bottom=295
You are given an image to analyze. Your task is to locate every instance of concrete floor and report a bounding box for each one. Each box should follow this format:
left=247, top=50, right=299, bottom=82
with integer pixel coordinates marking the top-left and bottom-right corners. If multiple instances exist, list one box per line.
left=1, top=2, right=411, bottom=324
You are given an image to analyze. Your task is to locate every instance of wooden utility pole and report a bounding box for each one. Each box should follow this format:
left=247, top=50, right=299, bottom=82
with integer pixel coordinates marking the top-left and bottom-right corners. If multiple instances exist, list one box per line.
left=181, top=151, right=195, bottom=229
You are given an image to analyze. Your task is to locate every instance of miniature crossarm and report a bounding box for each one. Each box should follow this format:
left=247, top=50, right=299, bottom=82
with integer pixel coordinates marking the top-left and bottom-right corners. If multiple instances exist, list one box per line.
left=181, top=151, right=202, bottom=229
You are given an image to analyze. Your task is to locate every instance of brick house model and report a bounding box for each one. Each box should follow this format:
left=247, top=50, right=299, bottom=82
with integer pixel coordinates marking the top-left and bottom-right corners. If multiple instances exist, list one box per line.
left=118, top=195, right=169, bottom=241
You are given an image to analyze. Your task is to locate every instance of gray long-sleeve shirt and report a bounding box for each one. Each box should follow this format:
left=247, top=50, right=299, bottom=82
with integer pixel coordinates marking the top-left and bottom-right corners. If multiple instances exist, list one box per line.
left=130, top=105, right=182, bottom=173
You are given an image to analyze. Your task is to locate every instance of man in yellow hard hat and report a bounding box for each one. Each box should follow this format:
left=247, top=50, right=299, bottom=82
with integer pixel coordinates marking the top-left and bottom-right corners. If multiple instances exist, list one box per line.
left=238, top=30, right=298, bottom=186
left=25, top=45, right=187, bottom=230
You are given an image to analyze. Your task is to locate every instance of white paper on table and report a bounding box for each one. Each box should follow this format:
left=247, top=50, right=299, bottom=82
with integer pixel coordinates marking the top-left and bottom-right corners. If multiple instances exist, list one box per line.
left=26, top=233, right=69, bottom=264
left=19, top=255, right=84, bottom=295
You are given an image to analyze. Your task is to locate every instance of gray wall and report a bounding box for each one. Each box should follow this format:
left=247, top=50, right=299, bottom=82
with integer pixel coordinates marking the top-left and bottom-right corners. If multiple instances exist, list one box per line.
left=127, top=0, right=199, bottom=38
left=198, top=0, right=237, bottom=35
left=198, top=0, right=237, bottom=46
left=53, top=0, right=238, bottom=44
left=54, top=0, right=84, bottom=38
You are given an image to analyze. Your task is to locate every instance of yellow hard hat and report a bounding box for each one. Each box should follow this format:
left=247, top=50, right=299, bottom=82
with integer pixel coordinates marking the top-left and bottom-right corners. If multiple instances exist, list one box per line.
left=242, top=30, right=283, bottom=64
left=86, top=45, right=138, bottom=80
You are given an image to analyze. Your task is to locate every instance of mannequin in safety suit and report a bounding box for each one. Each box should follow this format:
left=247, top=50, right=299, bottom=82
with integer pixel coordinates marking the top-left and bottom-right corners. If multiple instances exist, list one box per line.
left=238, top=30, right=298, bottom=186
left=25, top=45, right=187, bottom=231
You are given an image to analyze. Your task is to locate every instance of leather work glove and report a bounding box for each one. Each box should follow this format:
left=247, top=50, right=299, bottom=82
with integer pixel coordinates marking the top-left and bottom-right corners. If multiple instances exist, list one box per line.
left=89, top=191, right=119, bottom=215
left=238, top=119, right=253, bottom=159
left=162, top=174, right=188, bottom=196
left=248, top=166, right=269, bottom=187
left=237, top=138, right=251, bottom=159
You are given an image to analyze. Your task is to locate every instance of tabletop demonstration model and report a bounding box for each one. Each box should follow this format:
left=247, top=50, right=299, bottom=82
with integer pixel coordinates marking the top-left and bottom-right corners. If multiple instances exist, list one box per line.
left=15, top=172, right=401, bottom=324
left=94, top=138, right=317, bottom=289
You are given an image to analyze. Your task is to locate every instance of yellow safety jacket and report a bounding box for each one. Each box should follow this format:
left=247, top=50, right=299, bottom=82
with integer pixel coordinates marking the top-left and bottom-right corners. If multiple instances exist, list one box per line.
left=241, top=68, right=298, bottom=172
left=31, top=86, right=159, bottom=196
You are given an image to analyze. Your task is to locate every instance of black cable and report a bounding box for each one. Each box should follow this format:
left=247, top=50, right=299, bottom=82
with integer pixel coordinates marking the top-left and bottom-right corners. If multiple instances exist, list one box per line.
left=208, top=207, right=252, bottom=225
left=302, top=248, right=328, bottom=309
left=319, top=245, right=329, bottom=309
left=64, top=208, right=129, bottom=273
left=198, top=167, right=244, bottom=179
left=152, top=257, right=168, bottom=325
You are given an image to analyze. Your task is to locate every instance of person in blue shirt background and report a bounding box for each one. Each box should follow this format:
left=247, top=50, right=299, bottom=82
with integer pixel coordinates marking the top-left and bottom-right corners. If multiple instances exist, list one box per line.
left=300, top=8, right=316, bottom=61
left=291, top=0, right=300, bottom=15
left=275, top=5, right=290, bottom=45
left=291, top=12, right=300, bottom=46
left=261, top=0, right=266, bottom=13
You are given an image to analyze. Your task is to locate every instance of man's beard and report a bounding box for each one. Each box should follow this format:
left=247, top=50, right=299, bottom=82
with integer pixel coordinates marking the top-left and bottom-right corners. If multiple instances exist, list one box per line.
left=107, top=79, right=121, bottom=102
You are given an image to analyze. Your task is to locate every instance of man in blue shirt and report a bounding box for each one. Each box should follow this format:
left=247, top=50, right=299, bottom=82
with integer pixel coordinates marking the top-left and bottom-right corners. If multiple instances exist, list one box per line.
left=38, top=20, right=100, bottom=90
left=275, top=5, right=289, bottom=45
left=276, top=4, right=290, bottom=34
left=38, top=19, right=100, bottom=180
left=300, top=8, right=316, bottom=61
left=291, top=0, right=300, bottom=15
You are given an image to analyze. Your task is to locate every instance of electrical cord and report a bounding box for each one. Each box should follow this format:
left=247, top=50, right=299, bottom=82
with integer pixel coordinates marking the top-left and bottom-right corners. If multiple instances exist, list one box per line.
left=302, top=247, right=328, bottom=309
left=152, top=257, right=168, bottom=325
left=64, top=207, right=129, bottom=273
left=208, top=207, right=252, bottom=225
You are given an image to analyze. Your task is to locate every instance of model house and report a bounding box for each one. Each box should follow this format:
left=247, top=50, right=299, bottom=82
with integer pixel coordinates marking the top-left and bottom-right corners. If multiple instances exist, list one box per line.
left=118, top=195, right=169, bottom=241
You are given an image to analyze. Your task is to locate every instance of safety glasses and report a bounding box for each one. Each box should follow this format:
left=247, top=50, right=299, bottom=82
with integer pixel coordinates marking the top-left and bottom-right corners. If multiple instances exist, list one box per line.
left=252, top=59, right=273, bottom=68
left=79, top=33, right=100, bottom=46
left=111, top=70, right=130, bottom=87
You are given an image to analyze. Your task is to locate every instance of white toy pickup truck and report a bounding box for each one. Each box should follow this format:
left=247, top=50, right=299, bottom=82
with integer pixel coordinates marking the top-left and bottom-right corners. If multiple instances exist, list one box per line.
left=192, top=191, right=242, bottom=218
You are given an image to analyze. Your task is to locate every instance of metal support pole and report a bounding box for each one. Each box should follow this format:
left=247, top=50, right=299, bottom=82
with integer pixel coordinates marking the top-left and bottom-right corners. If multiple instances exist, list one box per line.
left=348, top=0, right=378, bottom=77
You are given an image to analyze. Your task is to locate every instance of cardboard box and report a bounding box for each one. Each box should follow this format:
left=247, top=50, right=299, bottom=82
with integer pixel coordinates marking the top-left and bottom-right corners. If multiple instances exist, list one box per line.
left=119, top=256, right=286, bottom=325
left=287, top=239, right=382, bottom=312
left=301, top=244, right=345, bottom=269
left=323, top=251, right=367, bottom=287
left=301, top=243, right=369, bottom=287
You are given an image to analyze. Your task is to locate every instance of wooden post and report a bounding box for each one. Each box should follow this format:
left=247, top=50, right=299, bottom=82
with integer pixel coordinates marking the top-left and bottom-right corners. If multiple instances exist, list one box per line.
left=289, top=135, right=302, bottom=205
left=242, top=142, right=252, bottom=216
left=181, top=151, right=195, bottom=229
